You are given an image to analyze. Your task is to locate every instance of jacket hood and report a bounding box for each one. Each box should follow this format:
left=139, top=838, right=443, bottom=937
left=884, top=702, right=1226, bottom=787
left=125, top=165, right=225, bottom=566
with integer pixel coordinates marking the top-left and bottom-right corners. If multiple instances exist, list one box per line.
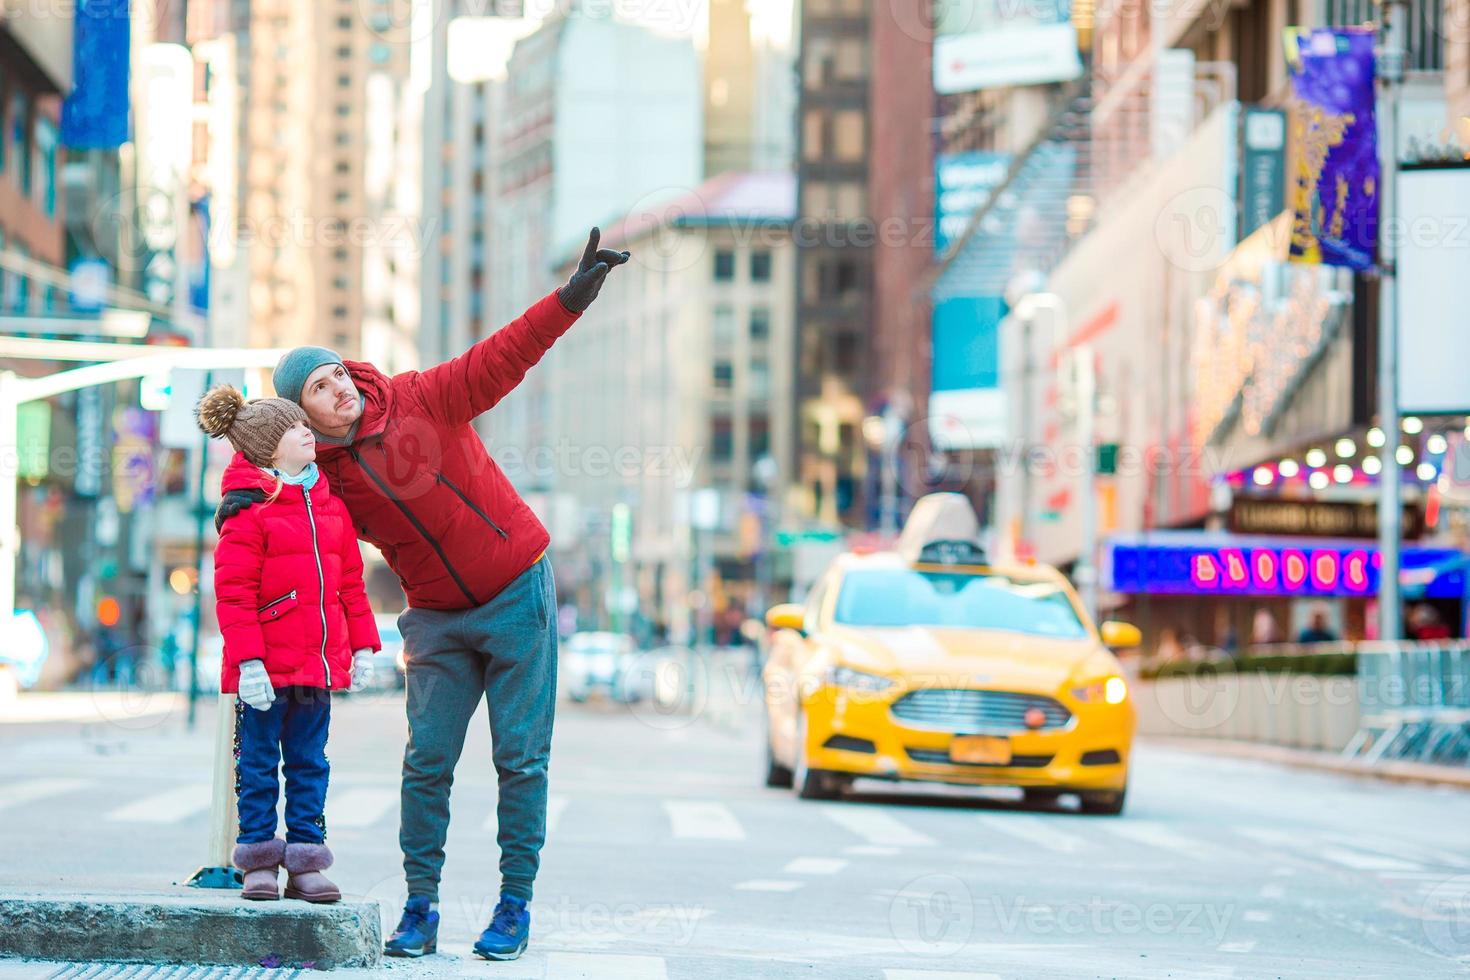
left=220, top=452, right=280, bottom=494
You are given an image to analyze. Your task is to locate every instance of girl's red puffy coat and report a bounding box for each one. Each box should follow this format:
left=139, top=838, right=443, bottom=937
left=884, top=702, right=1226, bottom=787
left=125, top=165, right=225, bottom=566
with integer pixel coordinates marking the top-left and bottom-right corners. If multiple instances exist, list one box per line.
left=213, top=452, right=380, bottom=694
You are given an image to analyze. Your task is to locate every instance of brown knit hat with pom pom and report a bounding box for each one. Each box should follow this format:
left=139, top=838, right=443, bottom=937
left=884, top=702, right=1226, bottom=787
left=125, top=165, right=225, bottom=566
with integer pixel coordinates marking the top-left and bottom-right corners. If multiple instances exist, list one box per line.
left=195, top=384, right=309, bottom=468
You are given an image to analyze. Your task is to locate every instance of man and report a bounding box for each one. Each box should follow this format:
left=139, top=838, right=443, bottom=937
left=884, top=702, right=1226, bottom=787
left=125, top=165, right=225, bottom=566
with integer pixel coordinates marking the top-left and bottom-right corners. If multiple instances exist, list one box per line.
left=260, top=229, right=628, bottom=961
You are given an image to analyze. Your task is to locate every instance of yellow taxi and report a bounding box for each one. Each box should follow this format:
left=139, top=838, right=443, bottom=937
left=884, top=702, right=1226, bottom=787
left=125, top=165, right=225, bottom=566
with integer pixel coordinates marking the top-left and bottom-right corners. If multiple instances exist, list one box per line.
left=762, top=495, right=1140, bottom=814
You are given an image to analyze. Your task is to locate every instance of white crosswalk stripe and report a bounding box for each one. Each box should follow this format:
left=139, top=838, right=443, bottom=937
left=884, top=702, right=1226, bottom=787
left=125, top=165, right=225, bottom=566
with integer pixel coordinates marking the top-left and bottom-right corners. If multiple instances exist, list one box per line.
left=783, top=856, right=848, bottom=875
left=329, top=788, right=398, bottom=829
left=0, top=778, right=88, bottom=813
left=1315, top=847, right=1421, bottom=872
left=1238, top=825, right=1425, bottom=872
left=885, top=971, right=1006, bottom=980
left=734, top=879, right=804, bottom=892
left=546, top=951, right=669, bottom=979
left=663, top=800, right=745, bottom=841
left=822, top=805, right=935, bottom=847
left=1103, top=820, right=1213, bottom=856
left=104, top=783, right=211, bottom=824
left=977, top=814, right=1087, bottom=854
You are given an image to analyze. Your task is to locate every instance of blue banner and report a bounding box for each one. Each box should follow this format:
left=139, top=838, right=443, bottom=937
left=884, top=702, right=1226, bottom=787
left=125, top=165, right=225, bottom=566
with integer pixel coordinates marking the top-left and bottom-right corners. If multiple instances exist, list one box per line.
left=1283, top=27, right=1378, bottom=270
left=61, top=0, right=131, bottom=149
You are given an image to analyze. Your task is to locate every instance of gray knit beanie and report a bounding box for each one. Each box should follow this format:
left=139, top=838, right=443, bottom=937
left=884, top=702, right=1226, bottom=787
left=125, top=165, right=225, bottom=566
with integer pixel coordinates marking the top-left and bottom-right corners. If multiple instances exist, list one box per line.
left=272, top=346, right=345, bottom=404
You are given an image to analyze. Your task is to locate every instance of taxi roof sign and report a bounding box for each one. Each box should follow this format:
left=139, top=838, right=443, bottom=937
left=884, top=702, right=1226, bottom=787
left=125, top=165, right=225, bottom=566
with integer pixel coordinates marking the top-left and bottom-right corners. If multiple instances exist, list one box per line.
left=896, top=493, right=985, bottom=565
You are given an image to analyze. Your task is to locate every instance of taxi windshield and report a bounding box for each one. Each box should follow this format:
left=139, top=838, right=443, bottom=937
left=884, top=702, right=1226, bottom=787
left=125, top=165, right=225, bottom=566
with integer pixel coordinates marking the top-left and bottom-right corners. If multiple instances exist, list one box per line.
left=832, top=568, right=1089, bottom=638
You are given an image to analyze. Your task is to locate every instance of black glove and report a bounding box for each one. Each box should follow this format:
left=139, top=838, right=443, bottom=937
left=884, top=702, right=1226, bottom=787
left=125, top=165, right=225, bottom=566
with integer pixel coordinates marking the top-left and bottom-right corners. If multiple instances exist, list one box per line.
left=214, top=488, right=268, bottom=533
left=557, top=227, right=630, bottom=313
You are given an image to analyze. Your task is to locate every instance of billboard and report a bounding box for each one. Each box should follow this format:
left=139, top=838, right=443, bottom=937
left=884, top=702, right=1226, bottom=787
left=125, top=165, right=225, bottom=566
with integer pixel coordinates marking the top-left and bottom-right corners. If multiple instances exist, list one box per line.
left=1283, top=27, right=1378, bottom=271
left=1106, top=533, right=1465, bottom=599
left=1397, top=164, right=1470, bottom=415
left=934, top=0, right=1082, bottom=95
left=929, top=296, right=1008, bottom=450
left=935, top=151, right=1009, bottom=256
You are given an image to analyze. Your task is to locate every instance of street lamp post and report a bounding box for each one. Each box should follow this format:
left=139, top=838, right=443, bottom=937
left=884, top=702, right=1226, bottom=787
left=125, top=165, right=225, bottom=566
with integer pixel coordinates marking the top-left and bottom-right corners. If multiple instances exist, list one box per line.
left=1376, top=0, right=1407, bottom=642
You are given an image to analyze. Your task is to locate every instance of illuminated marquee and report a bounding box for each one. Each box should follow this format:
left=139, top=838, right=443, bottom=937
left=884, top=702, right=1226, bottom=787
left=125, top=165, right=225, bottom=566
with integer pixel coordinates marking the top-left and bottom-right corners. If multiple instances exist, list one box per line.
left=1107, top=536, right=1465, bottom=598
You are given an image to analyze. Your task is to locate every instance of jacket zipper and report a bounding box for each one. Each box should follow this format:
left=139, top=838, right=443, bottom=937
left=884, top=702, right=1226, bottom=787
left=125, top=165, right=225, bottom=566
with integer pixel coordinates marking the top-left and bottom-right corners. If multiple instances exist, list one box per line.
left=257, top=590, right=298, bottom=613
left=350, top=447, right=479, bottom=606
left=302, top=486, right=332, bottom=686
left=437, top=472, right=509, bottom=539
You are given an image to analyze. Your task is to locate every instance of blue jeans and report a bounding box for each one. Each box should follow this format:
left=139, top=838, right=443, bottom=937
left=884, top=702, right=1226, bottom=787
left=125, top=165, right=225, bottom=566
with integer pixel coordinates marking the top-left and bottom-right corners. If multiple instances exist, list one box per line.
left=397, top=555, right=557, bottom=902
left=235, top=686, right=332, bottom=845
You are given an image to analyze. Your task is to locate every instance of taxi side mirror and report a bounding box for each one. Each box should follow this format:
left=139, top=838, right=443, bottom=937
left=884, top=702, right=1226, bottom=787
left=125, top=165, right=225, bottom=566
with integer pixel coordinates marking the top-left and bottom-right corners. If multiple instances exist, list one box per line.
left=1100, top=620, right=1142, bottom=649
left=765, top=603, right=806, bottom=635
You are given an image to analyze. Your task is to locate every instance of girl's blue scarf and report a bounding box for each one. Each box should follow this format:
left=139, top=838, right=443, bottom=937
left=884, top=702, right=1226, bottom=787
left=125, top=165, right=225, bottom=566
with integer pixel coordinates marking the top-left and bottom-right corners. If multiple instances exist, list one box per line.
left=265, top=462, right=320, bottom=490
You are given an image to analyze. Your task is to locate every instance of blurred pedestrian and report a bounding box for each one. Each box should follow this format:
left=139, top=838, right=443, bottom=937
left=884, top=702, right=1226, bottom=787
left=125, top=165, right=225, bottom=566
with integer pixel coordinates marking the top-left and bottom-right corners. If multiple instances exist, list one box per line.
left=197, top=384, right=381, bottom=904
left=265, top=228, right=629, bottom=962
left=1297, top=607, right=1338, bottom=644
left=1409, top=604, right=1453, bottom=641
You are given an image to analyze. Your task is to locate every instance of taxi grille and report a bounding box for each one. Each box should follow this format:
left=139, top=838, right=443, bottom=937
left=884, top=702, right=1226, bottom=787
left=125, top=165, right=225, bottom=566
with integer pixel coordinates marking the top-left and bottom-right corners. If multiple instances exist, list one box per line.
left=907, top=748, right=1054, bottom=768
left=890, top=689, right=1072, bottom=733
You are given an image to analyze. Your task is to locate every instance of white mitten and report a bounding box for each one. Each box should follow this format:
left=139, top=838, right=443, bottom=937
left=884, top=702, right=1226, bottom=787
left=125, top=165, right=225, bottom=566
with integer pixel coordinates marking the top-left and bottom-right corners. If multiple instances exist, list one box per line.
left=349, top=649, right=375, bottom=692
left=238, top=660, right=277, bottom=711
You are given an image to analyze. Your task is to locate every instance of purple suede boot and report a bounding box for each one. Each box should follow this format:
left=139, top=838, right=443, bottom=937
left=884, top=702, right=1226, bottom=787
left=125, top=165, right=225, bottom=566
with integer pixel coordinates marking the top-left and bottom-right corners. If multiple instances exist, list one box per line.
left=233, top=839, right=286, bottom=901
left=283, top=842, right=341, bottom=903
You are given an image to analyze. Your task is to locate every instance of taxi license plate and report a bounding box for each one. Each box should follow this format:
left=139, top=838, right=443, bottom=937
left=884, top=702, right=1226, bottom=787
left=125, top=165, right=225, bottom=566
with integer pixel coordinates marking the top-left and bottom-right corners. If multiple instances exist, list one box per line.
left=949, top=735, right=1011, bottom=765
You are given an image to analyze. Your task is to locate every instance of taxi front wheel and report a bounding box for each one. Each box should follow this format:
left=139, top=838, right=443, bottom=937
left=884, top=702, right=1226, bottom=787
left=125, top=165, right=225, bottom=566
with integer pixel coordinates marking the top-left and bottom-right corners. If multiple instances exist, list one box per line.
left=1079, top=787, right=1127, bottom=815
left=793, top=709, right=849, bottom=800
left=764, top=736, right=794, bottom=789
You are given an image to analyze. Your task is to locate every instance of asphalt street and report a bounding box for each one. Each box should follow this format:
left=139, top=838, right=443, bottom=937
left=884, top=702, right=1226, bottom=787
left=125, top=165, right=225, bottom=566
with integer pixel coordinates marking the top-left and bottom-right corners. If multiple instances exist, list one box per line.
left=1, top=685, right=1469, bottom=978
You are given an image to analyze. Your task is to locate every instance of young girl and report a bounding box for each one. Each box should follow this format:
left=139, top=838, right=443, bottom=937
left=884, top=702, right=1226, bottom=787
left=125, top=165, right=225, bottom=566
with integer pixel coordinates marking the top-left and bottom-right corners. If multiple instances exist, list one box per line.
left=196, top=384, right=381, bottom=902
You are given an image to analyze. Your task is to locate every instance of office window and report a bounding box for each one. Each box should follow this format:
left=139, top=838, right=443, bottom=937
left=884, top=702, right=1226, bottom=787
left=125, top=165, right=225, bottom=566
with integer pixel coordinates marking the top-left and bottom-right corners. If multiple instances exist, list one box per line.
left=712, top=416, right=734, bottom=462
left=36, top=117, right=56, bottom=216
left=713, top=361, right=734, bottom=389
left=713, top=305, right=735, bottom=344
left=833, top=111, right=865, bottom=160
left=749, top=358, right=770, bottom=399
left=10, top=93, right=31, bottom=195
left=332, top=306, right=348, bottom=319
left=369, top=43, right=391, bottom=64
left=713, top=249, right=736, bottom=282
left=750, top=306, right=770, bottom=340
left=750, top=250, right=772, bottom=282
left=750, top=414, right=770, bottom=459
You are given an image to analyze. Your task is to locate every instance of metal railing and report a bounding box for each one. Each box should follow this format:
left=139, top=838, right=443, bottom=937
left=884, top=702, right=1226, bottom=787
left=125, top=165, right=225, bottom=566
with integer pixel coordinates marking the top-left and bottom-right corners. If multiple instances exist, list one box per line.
left=1343, top=642, right=1470, bottom=765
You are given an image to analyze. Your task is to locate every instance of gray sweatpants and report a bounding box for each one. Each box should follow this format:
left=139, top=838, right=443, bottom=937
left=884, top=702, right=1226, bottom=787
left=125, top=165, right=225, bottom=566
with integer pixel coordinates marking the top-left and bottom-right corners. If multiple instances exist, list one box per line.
left=397, top=555, right=557, bottom=902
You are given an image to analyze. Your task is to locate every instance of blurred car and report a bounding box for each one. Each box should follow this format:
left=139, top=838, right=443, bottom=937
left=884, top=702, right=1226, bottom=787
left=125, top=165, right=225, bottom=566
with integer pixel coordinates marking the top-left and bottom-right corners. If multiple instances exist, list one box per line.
left=563, top=631, right=639, bottom=702
left=358, top=614, right=407, bottom=691
left=761, top=494, right=1139, bottom=814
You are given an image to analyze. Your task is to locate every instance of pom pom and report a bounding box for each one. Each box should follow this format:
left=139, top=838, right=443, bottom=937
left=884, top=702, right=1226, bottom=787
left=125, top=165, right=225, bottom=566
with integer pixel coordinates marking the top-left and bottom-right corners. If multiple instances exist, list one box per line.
left=196, top=384, right=245, bottom=438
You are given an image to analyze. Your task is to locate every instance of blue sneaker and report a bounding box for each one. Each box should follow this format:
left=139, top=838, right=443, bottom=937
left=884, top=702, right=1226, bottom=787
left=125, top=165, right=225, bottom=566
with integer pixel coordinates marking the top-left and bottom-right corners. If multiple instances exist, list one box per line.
left=473, top=894, right=530, bottom=961
left=384, top=895, right=439, bottom=957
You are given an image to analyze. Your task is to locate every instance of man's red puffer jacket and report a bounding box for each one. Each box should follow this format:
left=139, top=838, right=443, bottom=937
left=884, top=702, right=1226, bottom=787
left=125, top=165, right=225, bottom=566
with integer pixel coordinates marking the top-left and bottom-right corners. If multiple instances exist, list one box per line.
left=315, top=290, right=580, bottom=611
left=214, top=452, right=380, bottom=694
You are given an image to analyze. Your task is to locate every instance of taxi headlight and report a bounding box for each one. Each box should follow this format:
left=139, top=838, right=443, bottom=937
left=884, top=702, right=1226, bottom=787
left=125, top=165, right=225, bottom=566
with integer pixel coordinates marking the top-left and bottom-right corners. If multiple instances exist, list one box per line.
left=827, top=665, right=895, bottom=693
left=1071, top=676, right=1128, bottom=704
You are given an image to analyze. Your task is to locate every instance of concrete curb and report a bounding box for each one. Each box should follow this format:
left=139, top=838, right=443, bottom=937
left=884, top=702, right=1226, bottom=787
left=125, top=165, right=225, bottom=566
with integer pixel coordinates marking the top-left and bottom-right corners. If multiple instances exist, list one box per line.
left=1142, top=735, right=1470, bottom=789
left=0, top=890, right=382, bottom=969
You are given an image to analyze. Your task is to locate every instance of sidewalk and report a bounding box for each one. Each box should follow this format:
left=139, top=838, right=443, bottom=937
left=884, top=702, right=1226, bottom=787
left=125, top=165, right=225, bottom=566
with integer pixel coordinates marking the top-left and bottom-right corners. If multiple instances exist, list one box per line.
left=1142, top=735, right=1470, bottom=789
left=0, top=887, right=380, bottom=969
